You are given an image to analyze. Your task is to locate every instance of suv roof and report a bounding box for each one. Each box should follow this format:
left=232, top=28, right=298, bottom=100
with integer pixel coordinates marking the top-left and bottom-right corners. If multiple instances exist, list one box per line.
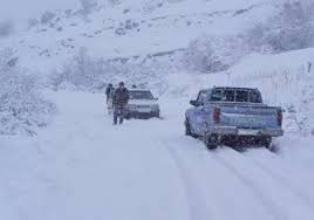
left=129, top=89, right=152, bottom=92
left=213, top=86, right=258, bottom=91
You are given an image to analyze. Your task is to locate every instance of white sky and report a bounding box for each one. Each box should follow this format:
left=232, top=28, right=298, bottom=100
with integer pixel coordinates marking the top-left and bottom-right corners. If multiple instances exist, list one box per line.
left=0, top=0, right=79, bottom=22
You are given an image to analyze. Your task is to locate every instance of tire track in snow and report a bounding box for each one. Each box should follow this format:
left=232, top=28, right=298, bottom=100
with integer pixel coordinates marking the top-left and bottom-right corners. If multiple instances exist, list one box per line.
left=162, top=141, right=214, bottom=220
left=211, top=149, right=287, bottom=220
left=243, top=150, right=314, bottom=210
left=162, top=138, right=279, bottom=220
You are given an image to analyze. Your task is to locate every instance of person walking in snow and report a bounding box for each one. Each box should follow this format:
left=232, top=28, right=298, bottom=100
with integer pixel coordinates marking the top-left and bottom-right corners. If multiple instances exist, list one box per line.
left=106, top=83, right=115, bottom=114
left=112, top=82, right=129, bottom=125
left=106, top=83, right=115, bottom=103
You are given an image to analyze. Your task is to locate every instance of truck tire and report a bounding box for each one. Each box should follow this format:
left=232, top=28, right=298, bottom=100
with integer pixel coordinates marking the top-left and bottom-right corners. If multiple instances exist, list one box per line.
left=262, top=136, right=272, bottom=149
left=205, top=134, right=218, bottom=150
left=185, top=119, right=192, bottom=136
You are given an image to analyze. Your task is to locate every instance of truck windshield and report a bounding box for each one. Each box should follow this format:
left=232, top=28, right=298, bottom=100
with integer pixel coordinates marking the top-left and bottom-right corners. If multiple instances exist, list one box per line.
left=129, top=90, right=154, bottom=100
left=210, top=89, right=262, bottom=103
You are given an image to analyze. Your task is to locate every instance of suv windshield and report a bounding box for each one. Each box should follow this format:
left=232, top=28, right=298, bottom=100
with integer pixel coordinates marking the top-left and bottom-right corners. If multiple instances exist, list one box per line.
left=129, top=90, right=154, bottom=100
left=210, top=89, right=262, bottom=103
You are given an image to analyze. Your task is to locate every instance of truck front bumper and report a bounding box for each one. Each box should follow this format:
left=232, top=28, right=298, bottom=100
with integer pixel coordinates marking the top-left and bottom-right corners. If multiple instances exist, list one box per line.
left=208, top=126, right=284, bottom=137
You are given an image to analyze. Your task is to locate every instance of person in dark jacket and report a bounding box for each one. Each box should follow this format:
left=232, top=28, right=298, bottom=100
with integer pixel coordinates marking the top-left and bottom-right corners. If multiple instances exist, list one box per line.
left=112, top=82, right=129, bottom=125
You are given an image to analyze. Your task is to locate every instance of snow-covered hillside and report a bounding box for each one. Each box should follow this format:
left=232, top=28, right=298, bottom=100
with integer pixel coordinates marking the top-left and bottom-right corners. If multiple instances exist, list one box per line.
left=1, top=0, right=275, bottom=72
left=1, top=0, right=314, bottom=219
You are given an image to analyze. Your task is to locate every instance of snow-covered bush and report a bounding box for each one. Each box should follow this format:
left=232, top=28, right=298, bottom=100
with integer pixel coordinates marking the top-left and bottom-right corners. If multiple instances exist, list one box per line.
left=41, top=11, right=56, bottom=24
left=52, top=48, right=102, bottom=90
left=247, top=0, right=314, bottom=52
left=80, top=0, right=98, bottom=14
left=229, top=50, right=314, bottom=136
left=27, top=18, right=39, bottom=29
left=183, top=35, right=248, bottom=73
left=183, top=36, right=215, bottom=73
left=0, top=49, right=56, bottom=136
left=51, top=48, right=170, bottom=94
left=0, top=21, right=14, bottom=38
left=142, top=0, right=165, bottom=14
left=107, top=0, right=121, bottom=6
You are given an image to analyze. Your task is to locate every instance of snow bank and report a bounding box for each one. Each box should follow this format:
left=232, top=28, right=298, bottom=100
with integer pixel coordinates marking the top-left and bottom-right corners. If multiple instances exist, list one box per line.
left=229, top=49, right=314, bottom=136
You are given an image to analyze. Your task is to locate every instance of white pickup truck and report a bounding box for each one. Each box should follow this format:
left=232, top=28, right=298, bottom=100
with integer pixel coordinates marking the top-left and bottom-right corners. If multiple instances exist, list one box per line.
left=185, top=87, right=284, bottom=150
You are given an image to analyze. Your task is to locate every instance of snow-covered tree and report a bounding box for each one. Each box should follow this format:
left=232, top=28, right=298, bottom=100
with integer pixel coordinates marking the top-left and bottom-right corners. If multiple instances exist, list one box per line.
left=0, top=49, right=55, bottom=135
left=247, top=0, right=314, bottom=52
left=40, top=11, right=56, bottom=24
left=0, top=21, right=14, bottom=38
left=183, top=35, right=215, bottom=73
left=80, top=0, right=98, bottom=14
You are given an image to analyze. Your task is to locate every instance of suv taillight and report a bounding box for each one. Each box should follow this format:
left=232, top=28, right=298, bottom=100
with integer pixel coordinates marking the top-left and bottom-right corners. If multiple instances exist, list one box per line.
left=277, top=110, right=283, bottom=126
left=213, top=107, right=221, bottom=124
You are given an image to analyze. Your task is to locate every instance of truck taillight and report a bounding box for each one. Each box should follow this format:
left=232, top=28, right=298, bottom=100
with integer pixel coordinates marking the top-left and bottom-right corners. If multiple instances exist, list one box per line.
left=277, top=110, right=283, bottom=126
left=213, top=108, right=221, bottom=124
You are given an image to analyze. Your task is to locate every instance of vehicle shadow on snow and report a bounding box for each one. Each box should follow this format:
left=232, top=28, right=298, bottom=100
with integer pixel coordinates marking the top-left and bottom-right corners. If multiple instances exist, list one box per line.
left=184, top=135, right=281, bottom=154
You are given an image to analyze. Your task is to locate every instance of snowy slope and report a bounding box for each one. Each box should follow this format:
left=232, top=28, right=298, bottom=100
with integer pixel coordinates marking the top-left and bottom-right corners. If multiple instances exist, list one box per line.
left=1, top=90, right=314, bottom=220
left=1, top=0, right=314, bottom=219
left=0, top=0, right=276, bottom=72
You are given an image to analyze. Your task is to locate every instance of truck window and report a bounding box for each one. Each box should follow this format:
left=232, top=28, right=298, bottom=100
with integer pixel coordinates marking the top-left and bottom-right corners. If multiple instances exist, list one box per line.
left=249, top=90, right=262, bottom=103
left=210, top=89, right=262, bottom=103
left=211, top=89, right=223, bottom=101
left=129, top=90, right=154, bottom=100
left=236, top=90, right=249, bottom=102
left=211, top=89, right=235, bottom=102
left=224, top=90, right=235, bottom=102
left=197, top=91, right=208, bottom=104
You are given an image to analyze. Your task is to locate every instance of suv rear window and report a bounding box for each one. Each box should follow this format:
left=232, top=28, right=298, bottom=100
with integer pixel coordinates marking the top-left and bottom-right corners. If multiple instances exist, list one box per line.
left=129, top=90, right=154, bottom=100
left=210, top=89, right=262, bottom=103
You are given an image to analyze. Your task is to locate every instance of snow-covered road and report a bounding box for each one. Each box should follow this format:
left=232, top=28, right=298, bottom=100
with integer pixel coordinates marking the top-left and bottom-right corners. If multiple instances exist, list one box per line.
left=1, top=91, right=314, bottom=220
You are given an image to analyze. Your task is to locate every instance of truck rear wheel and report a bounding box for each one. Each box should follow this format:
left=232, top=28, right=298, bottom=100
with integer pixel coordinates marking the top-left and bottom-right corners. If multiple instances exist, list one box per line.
left=260, top=136, right=277, bottom=152
left=205, top=134, right=219, bottom=150
left=185, top=119, right=192, bottom=136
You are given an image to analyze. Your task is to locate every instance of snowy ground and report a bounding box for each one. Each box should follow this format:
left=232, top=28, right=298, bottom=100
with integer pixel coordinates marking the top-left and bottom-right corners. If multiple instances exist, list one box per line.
left=1, top=90, right=314, bottom=220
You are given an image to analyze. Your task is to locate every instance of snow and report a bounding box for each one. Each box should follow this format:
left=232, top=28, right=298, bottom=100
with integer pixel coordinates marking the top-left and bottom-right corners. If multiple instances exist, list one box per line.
left=1, top=90, right=314, bottom=220
left=1, top=0, right=314, bottom=219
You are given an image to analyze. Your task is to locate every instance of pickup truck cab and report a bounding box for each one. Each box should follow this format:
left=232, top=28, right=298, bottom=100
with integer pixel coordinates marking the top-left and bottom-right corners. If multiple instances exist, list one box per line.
left=185, top=87, right=284, bottom=150
left=125, top=89, right=160, bottom=119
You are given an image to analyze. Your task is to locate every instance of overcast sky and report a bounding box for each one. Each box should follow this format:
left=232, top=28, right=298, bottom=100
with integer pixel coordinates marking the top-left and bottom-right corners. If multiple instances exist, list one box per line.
left=0, top=0, right=79, bottom=22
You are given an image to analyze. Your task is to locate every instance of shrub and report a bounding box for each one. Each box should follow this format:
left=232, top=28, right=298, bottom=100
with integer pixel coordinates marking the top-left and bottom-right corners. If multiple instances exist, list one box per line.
left=247, top=0, right=314, bottom=52
left=0, top=21, right=14, bottom=38
left=0, top=49, right=56, bottom=136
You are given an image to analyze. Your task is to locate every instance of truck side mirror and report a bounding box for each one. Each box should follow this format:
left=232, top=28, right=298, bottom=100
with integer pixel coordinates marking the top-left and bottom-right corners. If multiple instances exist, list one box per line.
left=190, top=100, right=200, bottom=107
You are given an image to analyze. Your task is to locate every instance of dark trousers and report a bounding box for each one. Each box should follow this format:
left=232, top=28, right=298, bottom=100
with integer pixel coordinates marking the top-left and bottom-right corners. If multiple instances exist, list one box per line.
left=113, top=106, right=125, bottom=125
